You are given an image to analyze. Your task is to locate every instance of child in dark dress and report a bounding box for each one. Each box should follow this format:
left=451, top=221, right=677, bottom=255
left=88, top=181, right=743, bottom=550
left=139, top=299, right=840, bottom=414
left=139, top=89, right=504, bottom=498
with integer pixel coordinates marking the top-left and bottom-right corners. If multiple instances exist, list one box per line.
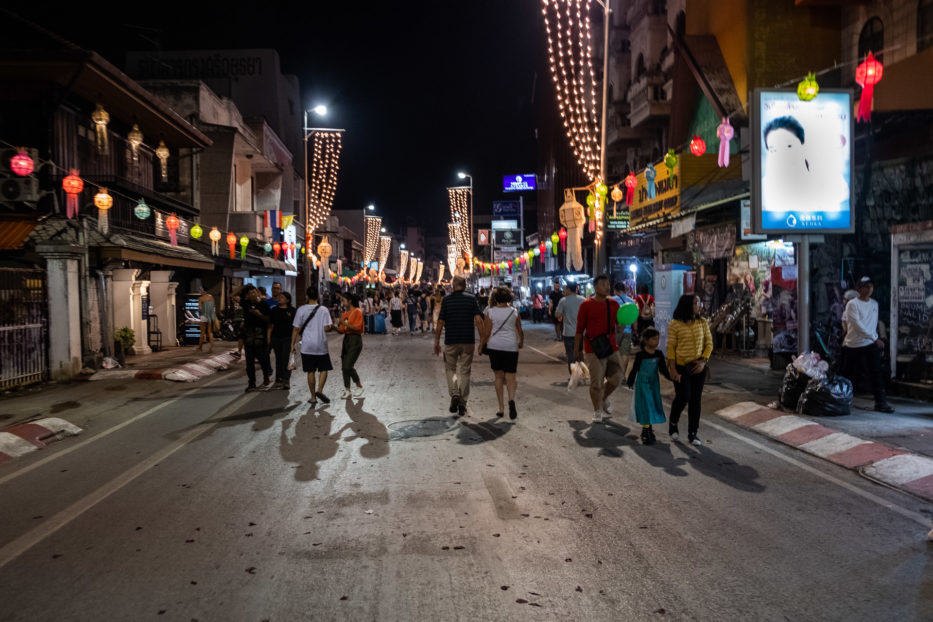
left=626, top=328, right=672, bottom=445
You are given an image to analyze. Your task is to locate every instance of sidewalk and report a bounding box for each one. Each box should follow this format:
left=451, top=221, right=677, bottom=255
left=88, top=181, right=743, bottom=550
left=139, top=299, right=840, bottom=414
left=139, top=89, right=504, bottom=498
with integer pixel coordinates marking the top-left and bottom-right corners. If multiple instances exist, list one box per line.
left=84, top=345, right=240, bottom=382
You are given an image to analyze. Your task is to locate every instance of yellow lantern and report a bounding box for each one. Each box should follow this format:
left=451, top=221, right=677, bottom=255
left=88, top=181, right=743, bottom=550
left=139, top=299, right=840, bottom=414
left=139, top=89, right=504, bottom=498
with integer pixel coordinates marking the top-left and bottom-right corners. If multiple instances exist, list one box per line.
left=127, top=124, right=143, bottom=165
left=208, top=226, right=221, bottom=256
left=155, top=140, right=170, bottom=182
left=317, top=236, right=332, bottom=259
left=94, top=187, right=113, bottom=233
left=91, top=103, right=110, bottom=155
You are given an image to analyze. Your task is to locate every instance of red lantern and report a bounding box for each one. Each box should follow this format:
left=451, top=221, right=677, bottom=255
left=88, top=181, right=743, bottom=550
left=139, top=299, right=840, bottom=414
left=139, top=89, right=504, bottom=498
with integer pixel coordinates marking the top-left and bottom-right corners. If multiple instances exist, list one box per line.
left=226, top=232, right=237, bottom=259
left=62, top=170, right=83, bottom=219
left=624, top=172, right=638, bottom=206
left=165, top=213, right=179, bottom=247
left=288, top=242, right=296, bottom=254
left=558, top=227, right=568, bottom=251
left=689, top=136, right=706, bottom=156
left=272, top=241, right=281, bottom=260
left=855, top=52, right=883, bottom=122
left=10, top=149, right=33, bottom=176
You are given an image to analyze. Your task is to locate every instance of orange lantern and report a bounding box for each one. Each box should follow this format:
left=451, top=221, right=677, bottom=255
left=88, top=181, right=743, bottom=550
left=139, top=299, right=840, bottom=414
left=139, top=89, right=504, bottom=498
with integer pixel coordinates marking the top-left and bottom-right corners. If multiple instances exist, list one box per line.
left=689, top=136, right=706, bottom=156
left=610, top=186, right=623, bottom=203
left=165, top=213, right=180, bottom=247
left=209, top=227, right=221, bottom=256
left=855, top=52, right=883, bottom=122
left=94, top=187, right=113, bottom=233
left=226, top=232, right=237, bottom=259
left=62, top=170, right=83, bottom=219
left=272, top=241, right=281, bottom=260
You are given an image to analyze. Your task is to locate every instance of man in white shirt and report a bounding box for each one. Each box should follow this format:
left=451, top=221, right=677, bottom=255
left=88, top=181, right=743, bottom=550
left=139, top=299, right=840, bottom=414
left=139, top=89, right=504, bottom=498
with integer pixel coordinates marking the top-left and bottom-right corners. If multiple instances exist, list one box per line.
left=554, top=283, right=585, bottom=376
left=842, top=276, right=894, bottom=412
left=291, top=287, right=335, bottom=407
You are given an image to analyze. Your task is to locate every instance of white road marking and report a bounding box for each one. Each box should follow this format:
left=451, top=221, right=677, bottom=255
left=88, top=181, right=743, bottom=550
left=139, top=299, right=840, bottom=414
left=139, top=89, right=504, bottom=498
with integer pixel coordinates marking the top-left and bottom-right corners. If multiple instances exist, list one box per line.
left=798, top=432, right=871, bottom=457
left=0, top=372, right=233, bottom=487
left=863, top=454, right=933, bottom=486
left=715, top=402, right=761, bottom=420
left=32, top=418, right=83, bottom=437
left=752, top=415, right=812, bottom=438
left=704, top=420, right=931, bottom=527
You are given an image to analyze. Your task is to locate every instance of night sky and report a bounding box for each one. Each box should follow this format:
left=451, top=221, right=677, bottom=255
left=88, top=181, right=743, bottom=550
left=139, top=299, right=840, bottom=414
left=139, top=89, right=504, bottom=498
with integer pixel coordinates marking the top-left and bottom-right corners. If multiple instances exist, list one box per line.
left=21, top=1, right=543, bottom=237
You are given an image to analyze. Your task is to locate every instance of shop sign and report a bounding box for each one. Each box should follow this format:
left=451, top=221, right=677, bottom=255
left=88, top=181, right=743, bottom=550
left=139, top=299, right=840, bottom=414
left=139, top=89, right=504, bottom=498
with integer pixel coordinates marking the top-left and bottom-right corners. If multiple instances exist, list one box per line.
left=695, top=224, right=736, bottom=260
left=502, top=175, right=536, bottom=193
left=740, top=199, right=767, bottom=240
left=630, top=159, right=680, bottom=227
left=284, top=225, right=297, bottom=269
left=751, top=89, right=854, bottom=234
left=491, top=219, right=518, bottom=230
left=606, top=210, right=630, bottom=230
left=896, top=248, right=933, bottom=367
left=493, top=201, right=520, bottom=219
left=477, top=229, right=490, bottom=246
left=493, top=229, right=522, bottom=247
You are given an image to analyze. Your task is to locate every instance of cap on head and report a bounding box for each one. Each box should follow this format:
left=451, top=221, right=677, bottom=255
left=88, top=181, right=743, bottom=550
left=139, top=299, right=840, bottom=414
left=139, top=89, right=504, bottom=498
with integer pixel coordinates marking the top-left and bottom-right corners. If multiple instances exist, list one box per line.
left=858, top=276, right=873, bottom=288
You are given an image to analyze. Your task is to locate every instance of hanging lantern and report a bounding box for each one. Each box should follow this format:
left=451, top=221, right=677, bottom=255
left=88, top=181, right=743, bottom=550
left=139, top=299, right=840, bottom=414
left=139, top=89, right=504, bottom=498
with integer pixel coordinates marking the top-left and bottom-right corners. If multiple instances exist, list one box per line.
left=62, top=170, right=83, bottom=219
left=190, top=223, right=203, bottom=239
left=263, top=242, right=273, bottom=254
left=226, top=232, right=237, bottom=258
left=94, top=187, right=113, bottom=233
left=133, top=198, right=151, bottom=220
left=558, top=228, right=567, bottom=252
left=288, top=242, right=295, bottom=255
left=300, top=245, right=306, bottom=255
left=239, top=236, right=249, bottom=259
left=10, top=149, right=34, bottom=176
left=165, top=213, right=180, bottom=247
left=209, top=227, right=221, bottom=256
left=127, top=124, right=143, bottom=165
left=586, top=193, right=596, bottom=208
left=272, top=241, right=281, bottom=260
left=543, top=240, right=550, bottom=263
left=664, top=149, right=678, bottom=170
left=155, top=140, right=170, bottom=182
left=317, top=236, right=332, bottom=260
left=610, top=186, right=623, bottom=203
left=855, top=52, right=883, bottom=122
left=717, top=118, right=735, bottom=168
left=539, top=242, right=546, bottom=257
left=689, top=136, right=706, bottom=156
left=796, top=72, right=819, bottom=102
left=645, top=164, right=657, bottom=200
left=595, top=182, right=608, bottom=197
left=624, top=172, right=638, bottom=206
left=91, top=104, right=110, bottom=155
left=551, top=232, right=560, bottom=253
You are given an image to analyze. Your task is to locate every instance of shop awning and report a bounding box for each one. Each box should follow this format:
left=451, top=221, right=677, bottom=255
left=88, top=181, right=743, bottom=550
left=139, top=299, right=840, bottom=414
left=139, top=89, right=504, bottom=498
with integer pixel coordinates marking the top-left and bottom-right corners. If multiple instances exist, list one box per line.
left=98, top=234, right=214, bottom=270
left=259, top=257, right=291, bottom=272
left=0, top=218, right=37, bottom=250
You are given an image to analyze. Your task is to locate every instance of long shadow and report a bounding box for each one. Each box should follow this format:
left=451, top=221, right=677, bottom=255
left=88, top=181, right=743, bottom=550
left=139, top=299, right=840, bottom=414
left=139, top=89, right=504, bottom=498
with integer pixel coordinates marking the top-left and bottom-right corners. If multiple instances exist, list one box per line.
left=670, top=439, right=766, bottom=493
left=279, top=407, right=341, bottom=481
left=338, top=396, right=389, bottom=459
left=457, top=417, right=514, bottom=444
left=569, top=419, right=632, bottom=457
left=627, top=440, right=691, bottom=477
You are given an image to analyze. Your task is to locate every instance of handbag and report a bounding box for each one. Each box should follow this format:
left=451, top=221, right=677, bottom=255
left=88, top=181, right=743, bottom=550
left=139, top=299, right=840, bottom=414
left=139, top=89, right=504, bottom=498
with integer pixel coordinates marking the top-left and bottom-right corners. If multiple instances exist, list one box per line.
left=587, top=300, right=614, bottom=359
left=481, top=308, right=514, bottom=355
left=213, top=317, right=221, bottom=332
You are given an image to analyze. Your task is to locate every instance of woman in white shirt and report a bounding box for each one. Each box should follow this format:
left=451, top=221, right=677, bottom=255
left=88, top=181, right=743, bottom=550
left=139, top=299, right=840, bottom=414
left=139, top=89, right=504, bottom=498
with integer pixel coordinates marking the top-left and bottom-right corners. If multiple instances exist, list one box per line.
left=477, top=287, right=524, bottom=419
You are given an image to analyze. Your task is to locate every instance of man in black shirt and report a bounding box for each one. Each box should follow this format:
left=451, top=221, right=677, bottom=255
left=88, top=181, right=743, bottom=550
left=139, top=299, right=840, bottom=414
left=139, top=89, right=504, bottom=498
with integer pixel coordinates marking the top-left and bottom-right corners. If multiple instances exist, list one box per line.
left=548, top=280, right=564, bottom=341
left=434, top=276, right=484, bottom=417
left=241, top=284, right=273, bottom=392
left=268, top=291, right=296, bottom=389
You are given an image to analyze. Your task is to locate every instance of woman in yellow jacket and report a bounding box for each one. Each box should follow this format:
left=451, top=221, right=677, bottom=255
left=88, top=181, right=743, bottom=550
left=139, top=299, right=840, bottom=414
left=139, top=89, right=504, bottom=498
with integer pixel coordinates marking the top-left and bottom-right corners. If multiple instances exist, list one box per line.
left=666, top=294, right=713, bottom=445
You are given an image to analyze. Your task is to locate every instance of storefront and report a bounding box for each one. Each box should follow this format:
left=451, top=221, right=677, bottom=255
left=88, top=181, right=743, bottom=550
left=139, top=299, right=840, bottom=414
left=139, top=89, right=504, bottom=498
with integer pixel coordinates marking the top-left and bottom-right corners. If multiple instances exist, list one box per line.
left=890, top=221, right=933, bottom=394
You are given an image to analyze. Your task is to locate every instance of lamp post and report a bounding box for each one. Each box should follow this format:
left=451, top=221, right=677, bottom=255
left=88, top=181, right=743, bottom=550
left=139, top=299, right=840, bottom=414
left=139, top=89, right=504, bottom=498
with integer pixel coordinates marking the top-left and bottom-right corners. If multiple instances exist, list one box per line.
left=303, top=104, right=344, bottom=299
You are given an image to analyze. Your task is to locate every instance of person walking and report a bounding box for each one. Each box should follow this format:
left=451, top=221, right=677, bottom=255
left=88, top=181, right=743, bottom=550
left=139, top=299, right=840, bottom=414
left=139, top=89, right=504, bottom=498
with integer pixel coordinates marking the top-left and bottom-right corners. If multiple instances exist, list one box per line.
left=554, top=283, right=585, bottom=377
left=431, top=289, right=444, bottom=332
left=841, top=276, right=895, bottom=412
left=291, top=287, right=335, bottom=407
left=241, top=285, right=273, bottom=392
left=419, top=291, right=429, bottom=333
left=626, top=328, right=672, bottom=445
left=531, top=291, right=544, bottom=324
left=197, top=287, right=217, bottom=353
left=477, top=287, right=524, bottom=419
left=666, top=294, right=714, bottom=445
left=574, top=275, right=623, bottom=423
left=406, top=291, right=419, bottom=335
left=549, top=280, right=564, bottom=341
left=361, top=294, right=372, bottom=334
left=268, top=291, right=296, bottom=390
left=336, top=292, right=365, bottom=399
left=266, top=282, right=282, bottom=309
left=389, top=290, right=403, bottom=335
left=434, top=276, right=484, bottom=418
left=612, top=282, right=637, bottom=376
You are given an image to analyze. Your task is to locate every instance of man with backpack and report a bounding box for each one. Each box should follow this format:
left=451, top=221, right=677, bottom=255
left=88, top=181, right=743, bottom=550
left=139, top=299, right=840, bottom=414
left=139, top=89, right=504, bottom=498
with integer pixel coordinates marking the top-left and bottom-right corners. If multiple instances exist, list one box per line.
left=291, top=287, right=335, bottom=407
left=634, top=284, right=656, bottom=342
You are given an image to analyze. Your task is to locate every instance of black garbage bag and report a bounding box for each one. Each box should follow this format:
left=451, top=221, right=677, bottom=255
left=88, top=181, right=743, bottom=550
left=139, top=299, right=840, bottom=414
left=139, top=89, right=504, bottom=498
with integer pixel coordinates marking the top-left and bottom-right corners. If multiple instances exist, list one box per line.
left=796, top=375, right=853, bottom=417
left=779, top=367, right=811, bottom=410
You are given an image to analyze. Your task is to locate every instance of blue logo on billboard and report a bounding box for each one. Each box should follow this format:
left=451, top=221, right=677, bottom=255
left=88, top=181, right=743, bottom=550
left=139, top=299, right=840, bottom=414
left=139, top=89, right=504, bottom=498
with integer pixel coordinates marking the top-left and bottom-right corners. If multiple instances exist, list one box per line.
left=503, top=174, right=536, bottom=192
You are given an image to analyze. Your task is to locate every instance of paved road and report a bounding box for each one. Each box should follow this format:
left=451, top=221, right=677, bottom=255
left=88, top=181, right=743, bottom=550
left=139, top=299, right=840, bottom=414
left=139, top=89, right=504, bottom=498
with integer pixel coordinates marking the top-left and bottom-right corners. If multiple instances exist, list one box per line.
left=1, top=323, right=931, bottom=621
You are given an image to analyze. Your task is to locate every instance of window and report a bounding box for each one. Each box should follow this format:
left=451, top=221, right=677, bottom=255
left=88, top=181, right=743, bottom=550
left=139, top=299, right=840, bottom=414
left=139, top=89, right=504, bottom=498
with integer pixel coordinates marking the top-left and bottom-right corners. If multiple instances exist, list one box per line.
left=636, top=53, right=646, bottom=78
left=858, top=17, right=884, bottom=62
left=920, top=0, right=933, bottom=51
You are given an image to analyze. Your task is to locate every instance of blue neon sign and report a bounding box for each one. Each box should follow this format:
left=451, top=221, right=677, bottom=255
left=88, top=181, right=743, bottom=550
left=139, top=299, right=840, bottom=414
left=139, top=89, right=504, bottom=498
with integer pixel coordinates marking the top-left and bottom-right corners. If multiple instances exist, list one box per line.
left=502, top=174, right=536, bottom=193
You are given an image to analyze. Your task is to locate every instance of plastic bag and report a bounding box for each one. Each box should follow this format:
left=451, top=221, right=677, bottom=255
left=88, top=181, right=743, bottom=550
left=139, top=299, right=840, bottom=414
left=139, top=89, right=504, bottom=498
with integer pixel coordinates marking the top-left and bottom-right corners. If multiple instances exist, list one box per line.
left=797, top=375, right=853, bottom=417
left=101, top=357, right=121, bottom=369
left=568, top=361, right=590, bottom=391
left=779, top=366, right=810, bottom=409
left=287, top=352, right=297, bottom=371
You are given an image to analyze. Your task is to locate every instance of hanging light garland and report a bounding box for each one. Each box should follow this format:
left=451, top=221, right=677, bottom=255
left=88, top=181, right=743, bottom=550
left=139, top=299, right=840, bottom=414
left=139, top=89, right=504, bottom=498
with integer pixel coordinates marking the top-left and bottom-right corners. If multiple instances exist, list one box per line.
left=438, top=262, right=445, bottom=283
left=306, top=130, right=343, bottom=239
left=378, top=235, right=392, bottom=274
left=447, top=187, right=471, bottom=265
left=363, top=215, right=382, bottom=268
left=415, top=259, right=424, bottom=283
left=542, top=0, right=601, bottom=182
left=408, top=256, right=419, bottom=281
left=399, top=249, right=410, bottom=280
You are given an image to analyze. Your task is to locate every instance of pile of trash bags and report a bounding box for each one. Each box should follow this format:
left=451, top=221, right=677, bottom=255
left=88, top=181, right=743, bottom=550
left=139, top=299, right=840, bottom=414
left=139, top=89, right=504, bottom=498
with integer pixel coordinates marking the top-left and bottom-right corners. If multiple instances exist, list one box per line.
left=778, top=351, right=853, bottom=416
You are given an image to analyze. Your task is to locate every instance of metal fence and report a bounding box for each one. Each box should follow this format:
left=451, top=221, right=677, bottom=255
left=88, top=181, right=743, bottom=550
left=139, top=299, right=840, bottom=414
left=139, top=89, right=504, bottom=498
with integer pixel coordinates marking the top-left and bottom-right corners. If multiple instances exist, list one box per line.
left=0, top=268, right=48, bottom=389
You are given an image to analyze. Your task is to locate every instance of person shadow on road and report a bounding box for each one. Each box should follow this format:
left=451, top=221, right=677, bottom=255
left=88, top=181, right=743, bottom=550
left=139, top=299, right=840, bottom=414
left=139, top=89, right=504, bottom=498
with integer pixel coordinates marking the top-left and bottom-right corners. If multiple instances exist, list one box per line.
left=569, top=419, right=631, bottom=458
left=279, top=407, right=340, bottom=481
left=339, top=397, right=389, bottom=459
left=670, top=440, right=765, bottom=493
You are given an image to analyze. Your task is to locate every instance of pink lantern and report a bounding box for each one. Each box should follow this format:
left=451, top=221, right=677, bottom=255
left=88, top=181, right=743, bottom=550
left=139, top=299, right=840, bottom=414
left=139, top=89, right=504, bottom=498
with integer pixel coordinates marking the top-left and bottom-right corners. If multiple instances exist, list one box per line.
left=624, top=173, right=638, bottom=206
left=855, top=52, right=883, bottom=122
left=717, top=118, right=734, bottom=168
left=10, top=149, right=34, bottom=176
left=165, top=213, right=179, bottom=247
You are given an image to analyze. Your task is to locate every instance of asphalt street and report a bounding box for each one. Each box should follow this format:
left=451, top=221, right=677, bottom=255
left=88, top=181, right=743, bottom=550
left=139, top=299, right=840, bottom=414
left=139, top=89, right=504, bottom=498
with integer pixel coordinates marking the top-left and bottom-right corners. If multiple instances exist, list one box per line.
left=0, top=322, right=931, bottom=621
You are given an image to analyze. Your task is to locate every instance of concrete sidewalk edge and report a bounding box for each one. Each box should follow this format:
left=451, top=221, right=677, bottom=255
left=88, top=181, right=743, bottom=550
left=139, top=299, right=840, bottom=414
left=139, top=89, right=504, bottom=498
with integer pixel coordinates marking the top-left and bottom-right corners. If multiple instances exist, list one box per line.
left=0, top=417, right=83, bottom=464
left=85, top=351, right=240, bottom=383
left=715, top=401, right=933, bottom=503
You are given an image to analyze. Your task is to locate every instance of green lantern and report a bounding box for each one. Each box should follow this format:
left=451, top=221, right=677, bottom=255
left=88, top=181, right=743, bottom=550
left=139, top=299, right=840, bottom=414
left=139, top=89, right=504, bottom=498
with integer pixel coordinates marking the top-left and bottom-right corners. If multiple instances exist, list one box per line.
left=664, top=149, right=678, bottom=170
left=550, top=232, right=559, bottom=255
left=264, top=242, right=272, bottom=253
left=586, top=193, right=596, bottom=207
left=133, top=199, right=151, bottom=220
left=595, top=182, right=608, bottom=197
left=190, top=223, right=203, bottom=239
left=797, top=72, right=819, bottom=101
left=239, top=235, right=249, bottom=259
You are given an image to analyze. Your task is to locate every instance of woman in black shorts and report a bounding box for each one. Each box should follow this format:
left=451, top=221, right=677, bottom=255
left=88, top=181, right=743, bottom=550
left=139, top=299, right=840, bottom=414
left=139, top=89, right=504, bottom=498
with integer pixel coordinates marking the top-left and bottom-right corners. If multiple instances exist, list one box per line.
left=477, top=287, right=524, bottom=419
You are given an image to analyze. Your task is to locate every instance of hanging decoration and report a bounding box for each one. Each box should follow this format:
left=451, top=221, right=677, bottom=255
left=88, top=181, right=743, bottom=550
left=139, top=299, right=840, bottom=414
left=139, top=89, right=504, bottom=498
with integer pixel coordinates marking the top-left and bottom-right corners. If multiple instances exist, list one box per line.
left=624, top=172, right=638, bottom=206
left=127, top=124, right=143, bottom=165
left=438, top=263, right=445, bottom=283
left=317, top=235, right=332, bottom=266
left=448, top=187, right=472, bottom=269
left=378, top=236, right=392, bottom=275
left=717, top=117, right=734, bottom=168
left=409, top=255, right=419, bottom=281
left=288, top=242, right=296, bottom=258
left=273, top=241, right=281, bottom=260
left=165, top=213, right=180, bottom=247
left=226, top=232, right=237, bottom=259
left=553, top=230, right=562, bottom=252
left=134, top=198, right=151, bottom=220
left=94, top=187, right=113, bottom=233
left=645, top=164, right=657, bottom=200
left=91, top=104, right=110, bottom=155
left=306, top=130, right=343, bottom=240
left=62, top=170, right=83, bottom=219
left=689, top=136, right=706, bottom=156
left=455, top=256, right=465, bottom=276
left=399, top=249, right=410, bottom=280
left=796, top=72, right=819, bottom=102
left=664, top=149, right=678, bottom=170
left=190, top=223, right=203, bottom=239
left=855, top=52, right=883, bottom=122
left=209, top=227, right=221, bottom=256
left=363, top=215, right=382, bottom=268
left=542, top=0, right=601, bottom=182
left=239, top=236, right=249, bottom=259
left=558, top=189, right=585, bottom=271
left=155, top=140, right=170, bottom=182
left=415, top=259, right=424, bottom=283
left=10, top=149, right=34, bottom=176
left=264, top=242, right=273, bottom=254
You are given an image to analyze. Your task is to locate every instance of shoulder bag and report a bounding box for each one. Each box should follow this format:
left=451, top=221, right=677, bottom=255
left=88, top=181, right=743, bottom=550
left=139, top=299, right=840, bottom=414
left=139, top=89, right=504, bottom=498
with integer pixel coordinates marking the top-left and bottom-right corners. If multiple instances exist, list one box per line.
left=481, top=308, right=515, bottom=355
left=296, top=304, right=322, bottom=346
left=587, top=300, right=614, bottom=359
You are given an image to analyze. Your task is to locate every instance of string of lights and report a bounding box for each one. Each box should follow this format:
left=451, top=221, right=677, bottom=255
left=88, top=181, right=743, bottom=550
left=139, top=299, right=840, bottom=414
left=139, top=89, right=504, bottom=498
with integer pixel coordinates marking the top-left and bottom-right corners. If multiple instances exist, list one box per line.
left=398, top=249, right=409, bottom=280
left=447, top=187, right=471, bottom=259
left=378, top=235, right=391, bottom=273
left=363, top=215, right=382, bottom=266
left=306, top=131, right=342, bottom=239
left=415, top=259, right=424, bottom=283
left=447, top=243, right=459, bottom=276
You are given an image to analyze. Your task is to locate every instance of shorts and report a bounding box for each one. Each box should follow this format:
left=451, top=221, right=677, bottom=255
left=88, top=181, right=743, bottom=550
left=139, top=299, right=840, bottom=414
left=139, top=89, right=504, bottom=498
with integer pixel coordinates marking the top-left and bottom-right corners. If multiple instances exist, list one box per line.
left=390, top=310, right=403, bottom=327
left=301, top=353, right=333, bottom=373
left=487, top=349, right=519, bottom=373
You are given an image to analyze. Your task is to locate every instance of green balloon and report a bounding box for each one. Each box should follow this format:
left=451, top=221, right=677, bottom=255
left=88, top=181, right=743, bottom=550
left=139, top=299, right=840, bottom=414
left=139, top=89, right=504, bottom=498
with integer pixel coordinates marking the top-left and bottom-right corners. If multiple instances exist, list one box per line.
left=617, top=302, right=639, bottom=326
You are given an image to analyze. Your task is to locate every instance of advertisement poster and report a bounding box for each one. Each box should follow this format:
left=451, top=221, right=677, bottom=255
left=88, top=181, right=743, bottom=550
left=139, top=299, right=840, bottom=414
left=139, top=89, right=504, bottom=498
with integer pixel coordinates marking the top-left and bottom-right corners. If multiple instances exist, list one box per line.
left=629, top=159, right=680, bottom=227
left=771, top=265, right=798, bottom=353
left=183, top=294, right=201, bottom=343
left=752, top=89, right=854, bottom=234
left=896, top=248, right=933, bottom=382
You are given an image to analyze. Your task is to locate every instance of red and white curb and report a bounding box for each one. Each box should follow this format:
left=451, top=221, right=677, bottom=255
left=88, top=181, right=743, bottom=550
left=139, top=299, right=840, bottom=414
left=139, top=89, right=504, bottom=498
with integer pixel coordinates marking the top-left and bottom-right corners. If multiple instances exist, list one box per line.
left=716, top=402, right=933, bottom=502
left=86, top=351, right=240, bottom=383
left=0, top=418, right=82, bottom=464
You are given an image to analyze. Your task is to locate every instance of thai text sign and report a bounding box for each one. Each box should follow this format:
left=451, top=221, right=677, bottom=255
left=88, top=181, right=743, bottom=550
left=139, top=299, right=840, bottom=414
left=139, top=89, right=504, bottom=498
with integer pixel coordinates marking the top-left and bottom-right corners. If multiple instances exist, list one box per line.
left=629, top=160, right=680, bottom=227
left=502, top=175, right=536, bottom=192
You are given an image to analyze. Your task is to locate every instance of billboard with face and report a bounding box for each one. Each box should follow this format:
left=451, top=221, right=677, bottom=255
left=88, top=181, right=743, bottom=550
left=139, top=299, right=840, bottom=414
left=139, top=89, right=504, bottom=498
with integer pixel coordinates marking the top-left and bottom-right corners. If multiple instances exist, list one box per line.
left=752, top=89, right=854, bottom=234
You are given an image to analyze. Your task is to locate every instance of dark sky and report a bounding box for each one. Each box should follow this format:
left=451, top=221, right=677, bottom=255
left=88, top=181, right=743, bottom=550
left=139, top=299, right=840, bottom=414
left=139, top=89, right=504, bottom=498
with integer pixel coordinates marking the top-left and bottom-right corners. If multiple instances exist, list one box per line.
left=22, top=1, right=543, bottom=237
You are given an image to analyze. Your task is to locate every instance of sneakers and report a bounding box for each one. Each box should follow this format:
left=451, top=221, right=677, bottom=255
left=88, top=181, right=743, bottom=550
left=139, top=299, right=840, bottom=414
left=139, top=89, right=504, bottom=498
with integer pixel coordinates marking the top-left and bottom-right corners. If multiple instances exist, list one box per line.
left=261, top=377, right=272, bottom=390
left=669, top=423, right=679, bottom=440
left=602, top=398, right=613, bottom=415
left=456, top=401, right=467, bottom=418
left=245, top=384, right=256, bottom=393
left=352, top=385, right=364, bottom=397
left=688, top=434, right=702, bottom=446
left=640, top=427, right=656, bottom=445
left=449, top=396, right=461, bottom=414
left=592, top=410, right=604, bottom=424
left=341, top=388, right=352, bottom=399
left=875, top=402, right=895, bottom=413
left=508, top=400, right=517, bottom=420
